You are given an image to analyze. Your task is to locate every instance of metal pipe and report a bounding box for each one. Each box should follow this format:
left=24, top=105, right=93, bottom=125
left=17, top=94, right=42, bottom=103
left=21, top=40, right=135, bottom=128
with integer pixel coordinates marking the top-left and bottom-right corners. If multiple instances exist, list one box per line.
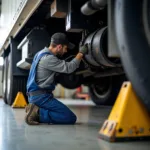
left=91, top=0, right=107, bottom=9
left=81, top=1, right=98, bottom=16
left=81, top=0, right=107, bottom=15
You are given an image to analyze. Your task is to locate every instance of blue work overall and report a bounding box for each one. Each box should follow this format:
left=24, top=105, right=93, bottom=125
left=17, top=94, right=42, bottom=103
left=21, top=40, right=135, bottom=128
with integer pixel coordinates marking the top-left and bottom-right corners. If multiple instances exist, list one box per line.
left=27, top=50, right=77, bottom=124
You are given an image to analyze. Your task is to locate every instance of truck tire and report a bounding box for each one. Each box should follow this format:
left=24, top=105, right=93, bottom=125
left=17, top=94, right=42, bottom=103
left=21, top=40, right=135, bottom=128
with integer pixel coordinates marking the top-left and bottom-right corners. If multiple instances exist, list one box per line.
left=6, top=54, right=28, bottom=105
left=89, top=76, right=125, bottom=105
left=56, top=73, right=83, bottom=89
left=115, top=0, right=150, bottom=111
left=7, top=76, right=28, bottom=105
left=2, top=57, right=8, bottom=104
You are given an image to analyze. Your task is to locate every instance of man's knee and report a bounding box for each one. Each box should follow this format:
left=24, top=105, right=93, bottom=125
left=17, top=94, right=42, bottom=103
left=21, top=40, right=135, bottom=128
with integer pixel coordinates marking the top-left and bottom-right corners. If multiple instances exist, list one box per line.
left=69, top=114, right=77, bottom=124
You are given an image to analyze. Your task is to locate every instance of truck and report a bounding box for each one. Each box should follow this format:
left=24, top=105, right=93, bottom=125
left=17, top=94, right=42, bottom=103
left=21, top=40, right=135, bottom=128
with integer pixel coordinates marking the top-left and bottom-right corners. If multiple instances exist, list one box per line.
left=0, top=0, right=149, bottom=112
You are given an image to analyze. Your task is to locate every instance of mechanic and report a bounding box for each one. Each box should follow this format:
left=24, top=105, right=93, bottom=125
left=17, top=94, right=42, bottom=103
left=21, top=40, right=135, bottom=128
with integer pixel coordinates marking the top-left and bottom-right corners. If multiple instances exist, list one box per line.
left=25, top=32, right=88, bottom=125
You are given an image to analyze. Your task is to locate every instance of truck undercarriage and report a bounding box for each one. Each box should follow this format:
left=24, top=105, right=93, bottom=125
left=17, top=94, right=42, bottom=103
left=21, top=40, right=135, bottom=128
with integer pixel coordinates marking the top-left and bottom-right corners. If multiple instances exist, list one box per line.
left=1, top=0, right=150, bottom=112
left=1, top=0, right=125, bottom=106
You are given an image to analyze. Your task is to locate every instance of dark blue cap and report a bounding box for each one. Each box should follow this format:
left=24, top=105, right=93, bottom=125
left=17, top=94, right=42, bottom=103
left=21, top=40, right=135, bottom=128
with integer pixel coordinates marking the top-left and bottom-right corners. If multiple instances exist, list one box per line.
left=51, top=33, right=75, bottom=49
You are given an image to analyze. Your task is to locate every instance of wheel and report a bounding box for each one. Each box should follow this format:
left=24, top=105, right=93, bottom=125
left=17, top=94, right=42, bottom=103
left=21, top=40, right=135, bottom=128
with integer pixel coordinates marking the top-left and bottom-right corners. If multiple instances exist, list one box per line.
left=115, top=0, right=150, bottom=111
left=88, top=75, right=125, bottom=105
left=7, top=76, right=28, bottom=105
left=56, top=73, right=83, bottom=89
left=2, top=57, right=8, bottom=104
left=6, top=54, right=28, bottom=105
left=56, top=55, right=84, bottom=89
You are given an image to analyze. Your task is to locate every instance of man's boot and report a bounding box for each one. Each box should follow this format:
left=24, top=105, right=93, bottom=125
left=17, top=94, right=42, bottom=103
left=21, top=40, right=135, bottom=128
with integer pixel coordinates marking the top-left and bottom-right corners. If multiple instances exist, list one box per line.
left=25, top=103, right=39, bottom=125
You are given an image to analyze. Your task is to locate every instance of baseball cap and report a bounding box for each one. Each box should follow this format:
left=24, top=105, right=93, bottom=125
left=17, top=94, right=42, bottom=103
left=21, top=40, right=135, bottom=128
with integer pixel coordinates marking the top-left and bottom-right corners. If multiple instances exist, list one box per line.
left=51, top=33, right=75, bottom=49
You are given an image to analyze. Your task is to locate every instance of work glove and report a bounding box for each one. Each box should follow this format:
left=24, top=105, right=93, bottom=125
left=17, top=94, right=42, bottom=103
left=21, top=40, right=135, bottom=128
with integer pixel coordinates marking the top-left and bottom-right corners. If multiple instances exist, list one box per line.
left=79, top=43, right=88, bottom=55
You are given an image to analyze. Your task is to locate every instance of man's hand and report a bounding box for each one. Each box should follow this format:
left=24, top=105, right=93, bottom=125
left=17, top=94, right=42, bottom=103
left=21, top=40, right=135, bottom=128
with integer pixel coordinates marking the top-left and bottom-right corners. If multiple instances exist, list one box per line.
left=75, top=43, right=88, bottom=61
left=79, top=44, right=88, bottom=55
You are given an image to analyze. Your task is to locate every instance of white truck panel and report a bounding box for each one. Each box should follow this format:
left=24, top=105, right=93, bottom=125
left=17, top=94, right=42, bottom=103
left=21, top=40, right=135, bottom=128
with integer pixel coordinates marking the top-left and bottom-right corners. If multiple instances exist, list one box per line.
left=0, top=0, right=27, bottom=49
left=0, top=0, right=43, bottom=53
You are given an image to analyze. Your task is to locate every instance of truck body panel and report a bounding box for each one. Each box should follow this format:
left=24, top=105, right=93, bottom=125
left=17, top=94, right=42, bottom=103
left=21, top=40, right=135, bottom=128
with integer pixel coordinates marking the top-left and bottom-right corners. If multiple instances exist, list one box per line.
left=0, top=0, right=43, bottom=53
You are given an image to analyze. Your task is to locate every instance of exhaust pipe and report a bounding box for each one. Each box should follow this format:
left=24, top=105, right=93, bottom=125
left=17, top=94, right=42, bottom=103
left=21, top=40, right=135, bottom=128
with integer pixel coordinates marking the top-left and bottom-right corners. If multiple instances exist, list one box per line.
left=81, top=0, right=107, bottom=15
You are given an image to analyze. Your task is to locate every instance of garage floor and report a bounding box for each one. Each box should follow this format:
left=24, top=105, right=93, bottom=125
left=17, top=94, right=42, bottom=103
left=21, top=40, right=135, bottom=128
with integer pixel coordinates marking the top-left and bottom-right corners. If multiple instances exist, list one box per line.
left=0, top=99, right=149, bottom=150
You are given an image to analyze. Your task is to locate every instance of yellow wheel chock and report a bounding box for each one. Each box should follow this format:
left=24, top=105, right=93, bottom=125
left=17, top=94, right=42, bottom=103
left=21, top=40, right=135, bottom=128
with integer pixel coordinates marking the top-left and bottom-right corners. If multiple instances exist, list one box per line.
left=12, top=92, right=27, bottom=108
left=99, top=82, right=150, bottom=142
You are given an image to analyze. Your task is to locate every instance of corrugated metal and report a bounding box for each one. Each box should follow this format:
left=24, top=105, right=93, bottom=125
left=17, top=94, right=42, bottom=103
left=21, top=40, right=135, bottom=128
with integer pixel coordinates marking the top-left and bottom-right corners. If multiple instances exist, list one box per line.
left=0, top=0, right=1, bottom=15
left=0, top=70, right=3, bottom=96
left=1, top=0, right=27, bottom=30
left=0, top=0, right=28, bottom=50
left=0, top=0, right=43, bottom=53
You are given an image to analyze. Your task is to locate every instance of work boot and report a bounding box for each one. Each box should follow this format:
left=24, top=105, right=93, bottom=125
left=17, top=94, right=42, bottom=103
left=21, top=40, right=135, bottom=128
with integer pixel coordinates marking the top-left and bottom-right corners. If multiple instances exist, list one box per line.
left=25, top=103, right=39, bottom=125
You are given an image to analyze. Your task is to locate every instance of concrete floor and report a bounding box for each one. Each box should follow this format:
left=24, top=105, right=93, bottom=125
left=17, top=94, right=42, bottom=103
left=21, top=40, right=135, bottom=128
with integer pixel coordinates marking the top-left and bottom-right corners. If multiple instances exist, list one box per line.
left=0, top=99, right=149, bottom=150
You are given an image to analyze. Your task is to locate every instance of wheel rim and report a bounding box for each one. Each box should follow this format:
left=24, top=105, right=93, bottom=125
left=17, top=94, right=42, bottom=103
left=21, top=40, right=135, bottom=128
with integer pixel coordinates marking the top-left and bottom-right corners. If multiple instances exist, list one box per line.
left=91, top=78, right=112, bottom=99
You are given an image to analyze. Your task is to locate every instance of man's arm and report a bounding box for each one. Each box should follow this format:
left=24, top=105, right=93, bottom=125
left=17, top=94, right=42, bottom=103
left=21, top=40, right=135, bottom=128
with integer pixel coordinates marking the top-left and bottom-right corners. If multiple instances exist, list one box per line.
left=45, top=53, right=83, bottom=74
left=42, top=44, right=88, bottom=74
